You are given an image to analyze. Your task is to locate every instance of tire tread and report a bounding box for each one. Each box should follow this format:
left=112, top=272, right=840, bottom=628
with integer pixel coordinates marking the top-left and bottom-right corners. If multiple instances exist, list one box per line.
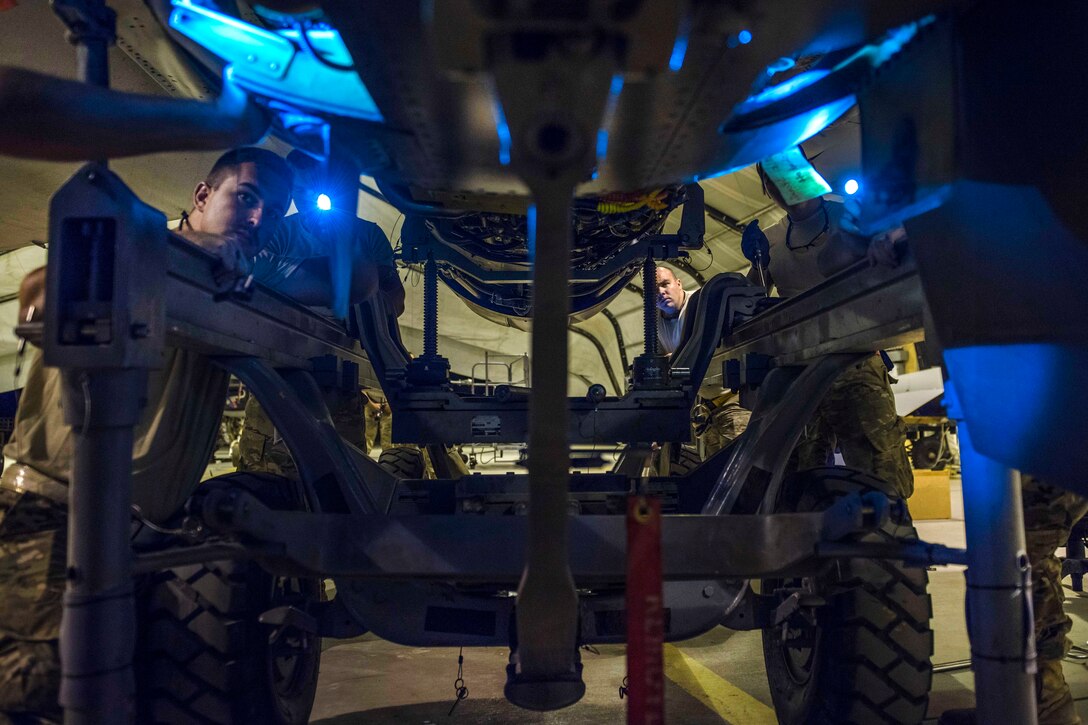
left=135, top=473, right=320, bottom=724
left=763, top=467, right=934, bottom=725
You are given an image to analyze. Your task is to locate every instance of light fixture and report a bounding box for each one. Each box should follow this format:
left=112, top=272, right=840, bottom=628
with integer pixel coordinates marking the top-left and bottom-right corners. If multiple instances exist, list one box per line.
left=844, top=178, right=859, bottom=195
left=316, top=193, right=332, bottom=211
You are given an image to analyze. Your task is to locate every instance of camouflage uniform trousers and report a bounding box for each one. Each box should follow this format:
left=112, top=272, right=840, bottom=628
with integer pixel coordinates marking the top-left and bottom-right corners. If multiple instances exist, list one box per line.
left=363, top=400, right=392, bottom=453
left=1021, top=474, right=1088, bottom=724
left=697, top=393, right=752, bottom=459
left=793, top=354, right=914, bottom=499
left=0, top=488, right=66, bottom=724
left=237, top=393, right=370, bottom=477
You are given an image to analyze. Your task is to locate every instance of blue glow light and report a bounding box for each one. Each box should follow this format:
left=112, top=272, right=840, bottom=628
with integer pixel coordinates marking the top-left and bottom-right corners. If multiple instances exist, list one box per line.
left=526, top=204, right=537, bottom=262
left=750, top=69, right=830, bottom=105
left=316, top=193, right=332, bottom=211
left=944, top=343, right=1082, bottom=481
left=668, top=34, right=689, bottom=72
left=699, top=96, right=856, bottom=183
left=738, top=29, right=753, bottom=45
left=610, top=73, right=625, bottom=98
left=766, top=57, right=794, bottom=74
left=491, top=96, right=512, bottom=166
left=844, top=178, right=859, bottom=195
left=593, top=74, right=625, bottom=163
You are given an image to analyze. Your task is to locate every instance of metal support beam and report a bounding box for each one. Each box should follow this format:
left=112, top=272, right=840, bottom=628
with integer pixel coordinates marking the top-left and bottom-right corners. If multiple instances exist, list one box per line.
left=164, top=232, right=375, bottom=374
left=703, top=354, right=864, bottom=517
left=712, top=256, right=924, bottom=371
left=949, top=381, right=1037, bottom=725
left=59, top=370, right=143, bottom=724
left=42, top=161, right=158, bottom=724
left=197, top=486, right=888, bottom=582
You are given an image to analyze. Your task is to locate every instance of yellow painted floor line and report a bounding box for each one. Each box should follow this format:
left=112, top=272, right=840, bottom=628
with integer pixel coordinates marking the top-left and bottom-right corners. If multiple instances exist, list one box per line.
left=663, top=643, right=778, bottom=724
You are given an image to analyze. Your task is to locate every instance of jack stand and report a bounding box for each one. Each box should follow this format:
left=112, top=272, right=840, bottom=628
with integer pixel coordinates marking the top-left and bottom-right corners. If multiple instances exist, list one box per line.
left=58, top=369, right=146, bottom=724
left=631, top=253, right=670, bottom=388
left=43, top=167, right=168, bottom=724
left=405, top=253, right=450, bottom=386
left=948, top=380, right=1038, bottom=725
left=45, top=4, right=166, bottom=723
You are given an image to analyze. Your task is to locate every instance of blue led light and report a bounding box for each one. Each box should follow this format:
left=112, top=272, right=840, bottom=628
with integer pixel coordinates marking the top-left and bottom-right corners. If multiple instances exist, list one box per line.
left=669, top=34, right=689, bottom=72
left=844, top=179, right=859, bottom=195
left=738, top=29, right=753, bottom=45
left=316, top=193, right=332, bottom=211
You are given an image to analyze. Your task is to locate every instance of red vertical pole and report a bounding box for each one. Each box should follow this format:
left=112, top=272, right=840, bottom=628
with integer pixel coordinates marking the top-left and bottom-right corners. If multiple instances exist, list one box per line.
left=626, top=495, right=665, bottom=725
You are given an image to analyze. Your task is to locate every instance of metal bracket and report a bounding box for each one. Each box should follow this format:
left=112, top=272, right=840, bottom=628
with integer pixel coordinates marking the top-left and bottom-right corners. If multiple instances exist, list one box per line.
left=642, top=182, right=706, bottom=253
left=723, top=352, right=773, bottom=390
left=52, top=0, right=117, bottom=46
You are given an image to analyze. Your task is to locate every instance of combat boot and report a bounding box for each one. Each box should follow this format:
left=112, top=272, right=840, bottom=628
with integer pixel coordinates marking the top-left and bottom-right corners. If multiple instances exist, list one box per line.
left=936, top=659, right=1080, bottom=725
left=1037, top=658, right=1080, bottom=725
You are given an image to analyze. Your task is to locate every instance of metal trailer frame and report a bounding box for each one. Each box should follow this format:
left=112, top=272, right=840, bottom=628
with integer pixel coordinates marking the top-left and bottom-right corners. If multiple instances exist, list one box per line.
left=31, top=2, right=1088, bottom=724
left=43, top=163, right=962, bottom=722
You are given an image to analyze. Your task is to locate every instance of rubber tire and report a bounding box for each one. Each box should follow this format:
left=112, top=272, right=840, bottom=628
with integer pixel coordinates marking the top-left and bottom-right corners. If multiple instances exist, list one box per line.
left=910, top=436, right=942, bottom=471
left=761, top=467, right=933, bottom=725
left=378, top=446, right=427, bottom=479
left=136, top=473, right=321, bottom=725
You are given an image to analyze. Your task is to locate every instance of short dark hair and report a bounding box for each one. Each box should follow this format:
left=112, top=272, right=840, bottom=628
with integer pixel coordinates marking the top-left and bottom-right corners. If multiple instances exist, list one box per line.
left=206, top=147, right=293, bottom=191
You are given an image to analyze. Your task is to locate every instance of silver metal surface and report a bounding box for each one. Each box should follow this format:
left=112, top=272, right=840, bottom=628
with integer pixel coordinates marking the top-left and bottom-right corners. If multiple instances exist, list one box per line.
left=709, top=256, right=925, bottom=374
left=202, top=488, right=879, bottom=582
left=954, top=404, right=1038, bottom=725
left=164, top=233, right=377, bottom=379
left=223, top=358, right=389, bottom=515
left=702, top=354, right=865, bottom=517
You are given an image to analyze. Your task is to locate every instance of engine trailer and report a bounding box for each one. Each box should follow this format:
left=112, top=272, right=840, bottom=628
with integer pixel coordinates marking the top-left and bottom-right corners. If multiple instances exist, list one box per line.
left=18, top=2, right=1088, bottom=724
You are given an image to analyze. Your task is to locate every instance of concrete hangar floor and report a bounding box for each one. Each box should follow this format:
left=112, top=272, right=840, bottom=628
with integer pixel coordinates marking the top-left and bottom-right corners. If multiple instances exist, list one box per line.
left=308, top=480, right=1088, bottom=724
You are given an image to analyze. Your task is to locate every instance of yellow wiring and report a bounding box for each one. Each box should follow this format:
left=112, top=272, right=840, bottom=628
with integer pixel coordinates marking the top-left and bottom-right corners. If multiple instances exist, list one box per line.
left=596, top=188, right=669, bottom=214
